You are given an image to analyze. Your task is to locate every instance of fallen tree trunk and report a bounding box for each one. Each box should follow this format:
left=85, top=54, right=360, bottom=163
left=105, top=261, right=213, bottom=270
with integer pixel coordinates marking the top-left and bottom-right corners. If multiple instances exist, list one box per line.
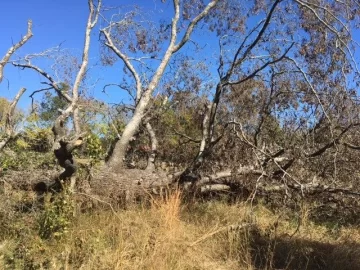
left=3, top=159, right=360, bottom=198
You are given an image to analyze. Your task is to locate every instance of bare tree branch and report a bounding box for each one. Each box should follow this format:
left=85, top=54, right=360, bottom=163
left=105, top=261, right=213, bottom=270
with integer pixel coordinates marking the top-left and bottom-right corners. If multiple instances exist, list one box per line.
left=69, top=0, right=102, bottom=135
left=12, top=62, right=73, bottom=103
left=172, top=130, right=201, bottom=143
left=343, top=141, right=360, bottom=150
left=305, top=123, right=360, bottom=157
left=100, top=29, right=143, bottom=103
left=172, top=0, right=219, bottom=53
left=225, top=0, right=281, bottom=80
left=0, top=20, right=33, bottom=83
left=228, top=43, right=294, bottom=86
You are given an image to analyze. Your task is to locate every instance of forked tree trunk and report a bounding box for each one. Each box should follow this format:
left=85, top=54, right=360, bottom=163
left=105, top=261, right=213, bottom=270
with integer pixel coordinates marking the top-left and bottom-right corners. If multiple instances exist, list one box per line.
left=103, top=0, right=219, bottom=172
left=106, top=98, right=149, bottom=171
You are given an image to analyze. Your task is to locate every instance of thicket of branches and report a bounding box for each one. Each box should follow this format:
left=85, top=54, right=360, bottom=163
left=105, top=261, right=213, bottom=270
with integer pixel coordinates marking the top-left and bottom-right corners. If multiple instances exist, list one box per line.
left=1, top=0, right=360, bottom=217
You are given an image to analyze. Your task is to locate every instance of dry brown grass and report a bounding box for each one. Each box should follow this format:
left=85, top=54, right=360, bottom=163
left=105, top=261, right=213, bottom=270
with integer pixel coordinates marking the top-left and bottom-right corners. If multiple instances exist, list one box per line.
left=0, top=189, right=360, bottom=270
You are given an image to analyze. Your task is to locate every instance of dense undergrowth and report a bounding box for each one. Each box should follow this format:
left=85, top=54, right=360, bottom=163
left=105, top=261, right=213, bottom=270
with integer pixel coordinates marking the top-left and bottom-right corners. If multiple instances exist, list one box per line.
left=0, top=187, right=359, bottom=270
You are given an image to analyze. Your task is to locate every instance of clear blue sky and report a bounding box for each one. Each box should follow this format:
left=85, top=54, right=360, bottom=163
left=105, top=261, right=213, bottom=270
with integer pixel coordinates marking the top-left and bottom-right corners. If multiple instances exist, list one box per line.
left=1, top=0, right=91, bottom=100
left=2, top=1, right=360, bottom=112
left=0, top=0, right=192, bottom=109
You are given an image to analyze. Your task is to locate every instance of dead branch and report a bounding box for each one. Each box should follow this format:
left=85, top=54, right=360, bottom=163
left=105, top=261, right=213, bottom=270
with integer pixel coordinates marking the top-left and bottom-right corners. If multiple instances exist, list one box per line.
left=0, top=20, right=33, bottom=83
left=197, top=167, right=265, bottom=186
left=343, top=141, right=360, bottom=150
left=200, top=184, right=231, bottom=192
left=263, top=182, right=360, bottom=197
left=172, top=130, right=201, bottom=143
left=305, top=123, right=360, bottom=157
left=12, top=62, right=73, bottom=103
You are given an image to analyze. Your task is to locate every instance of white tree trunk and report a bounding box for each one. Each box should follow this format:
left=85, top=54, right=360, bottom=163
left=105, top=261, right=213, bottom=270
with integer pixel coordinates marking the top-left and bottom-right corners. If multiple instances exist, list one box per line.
left=105, top=0, right=219, bottom=172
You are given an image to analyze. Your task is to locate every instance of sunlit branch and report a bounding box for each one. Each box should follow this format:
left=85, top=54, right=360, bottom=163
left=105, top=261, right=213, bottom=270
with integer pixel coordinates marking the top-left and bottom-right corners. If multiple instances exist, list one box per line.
left=100, top=29, right=143, bottom=103
left=228, top=43, right=294, bottom=86
left=172, top=0, right=219, bottom=53
left=226, top=0, right=281, bottom=79
left=0, top=20, right=33, bottom=83
left=12, top=62, right=73, bottom=103
left=286, top=56, right=332, bottom=128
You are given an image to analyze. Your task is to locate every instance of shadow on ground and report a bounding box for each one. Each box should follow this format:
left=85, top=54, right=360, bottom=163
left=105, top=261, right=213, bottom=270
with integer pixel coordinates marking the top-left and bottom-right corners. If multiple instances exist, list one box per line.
left=249, top=228, right=360, bottom=270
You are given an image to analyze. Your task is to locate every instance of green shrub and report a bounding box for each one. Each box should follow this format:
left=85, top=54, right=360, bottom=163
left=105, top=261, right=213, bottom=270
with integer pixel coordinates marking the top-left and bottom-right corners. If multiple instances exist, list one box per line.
left=0, top=151, right=55, bottom=171
left=83, top=133, right=105, bottom=163
left=38, top=186, right=74, bottom=240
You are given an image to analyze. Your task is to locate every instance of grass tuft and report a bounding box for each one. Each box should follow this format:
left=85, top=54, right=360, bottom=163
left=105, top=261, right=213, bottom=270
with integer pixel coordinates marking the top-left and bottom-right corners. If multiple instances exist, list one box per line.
left=1, top=189, right=359, bottom=269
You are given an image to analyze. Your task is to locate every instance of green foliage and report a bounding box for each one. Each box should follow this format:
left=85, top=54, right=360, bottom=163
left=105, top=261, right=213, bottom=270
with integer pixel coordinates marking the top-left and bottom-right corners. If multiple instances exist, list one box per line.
left=0, top=97, right=10, bottom=128
left=0, top=127, right=54, bottom=171
left=38, top=186, right=74, bottom=240
left=0, top=97, right=24, bottom=133
left=150, top=97, right=203, bottom=164
left=83, top=133, right=106, bottom=163
left=3, top=240, right=50, bottom=270
left=38, top=83, right=69, bottom=126
left=0, top=151, right=54, bottom=171
left=23, top=127, right=53, bottom=152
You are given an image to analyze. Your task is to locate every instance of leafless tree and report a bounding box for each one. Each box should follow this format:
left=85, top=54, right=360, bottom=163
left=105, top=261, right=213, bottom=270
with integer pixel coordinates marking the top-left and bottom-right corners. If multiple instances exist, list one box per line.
left=12, top=0, right=102, bottom=187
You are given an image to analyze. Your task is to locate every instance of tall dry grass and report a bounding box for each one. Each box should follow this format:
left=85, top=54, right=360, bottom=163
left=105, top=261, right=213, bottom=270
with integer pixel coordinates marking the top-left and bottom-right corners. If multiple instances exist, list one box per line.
left=0, top=188, right=359, bottom=269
